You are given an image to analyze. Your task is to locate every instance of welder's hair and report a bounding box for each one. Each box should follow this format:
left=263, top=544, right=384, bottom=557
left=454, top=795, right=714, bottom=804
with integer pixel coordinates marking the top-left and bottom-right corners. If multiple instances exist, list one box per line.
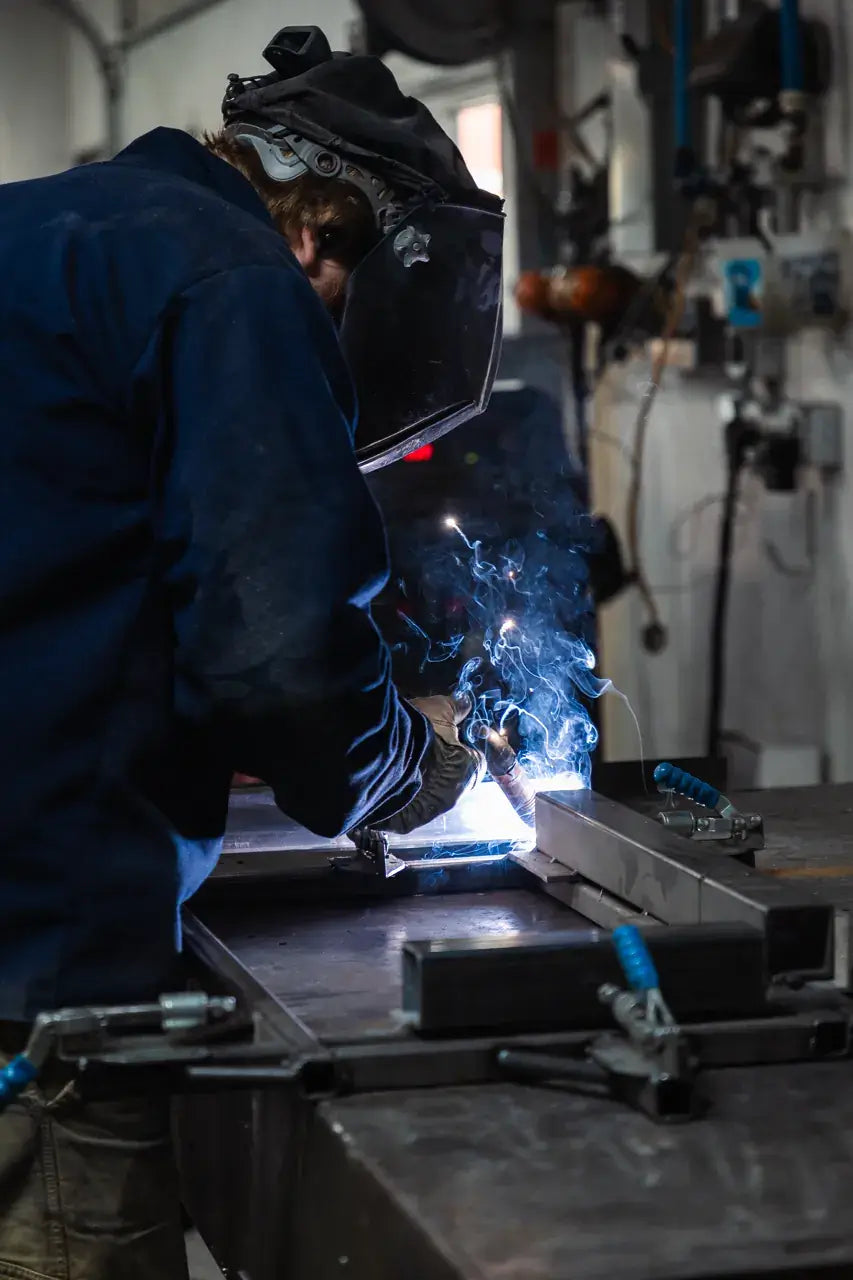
left=203, top=129, right=378, bottom=268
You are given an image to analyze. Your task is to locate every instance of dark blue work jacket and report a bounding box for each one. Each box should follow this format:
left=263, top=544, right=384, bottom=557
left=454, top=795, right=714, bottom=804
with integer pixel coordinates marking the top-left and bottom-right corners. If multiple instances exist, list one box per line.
left=0, top=129, right=427, bottom=1019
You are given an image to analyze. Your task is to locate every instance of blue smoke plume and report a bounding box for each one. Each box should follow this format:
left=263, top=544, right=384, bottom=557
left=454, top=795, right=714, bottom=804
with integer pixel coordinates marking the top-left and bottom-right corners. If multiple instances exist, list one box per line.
left=443, top=516, right=609, bottom=787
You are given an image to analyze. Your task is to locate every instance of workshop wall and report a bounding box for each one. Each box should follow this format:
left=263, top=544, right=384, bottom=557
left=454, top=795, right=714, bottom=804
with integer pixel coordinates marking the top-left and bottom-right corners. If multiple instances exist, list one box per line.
left=0, top=0, right=71, bottom=181
left=69, top=0, right=359, bottom=157
left=563, top=0, right=852, bottom=779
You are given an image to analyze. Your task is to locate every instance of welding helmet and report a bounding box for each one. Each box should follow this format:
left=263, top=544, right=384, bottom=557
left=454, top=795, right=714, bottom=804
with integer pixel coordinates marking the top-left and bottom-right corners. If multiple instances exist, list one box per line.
left=222, top=26, right=505, bottom=471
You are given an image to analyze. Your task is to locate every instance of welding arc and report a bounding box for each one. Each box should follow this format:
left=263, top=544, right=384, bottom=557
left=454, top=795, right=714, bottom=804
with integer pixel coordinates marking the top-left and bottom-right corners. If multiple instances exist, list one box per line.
left=473, top=724, right=537, bottom=828
left=624, top=209, right=705, bottom=650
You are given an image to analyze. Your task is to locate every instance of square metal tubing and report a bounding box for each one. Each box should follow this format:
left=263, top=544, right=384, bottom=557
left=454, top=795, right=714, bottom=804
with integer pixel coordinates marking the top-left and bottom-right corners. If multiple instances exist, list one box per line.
left=536, top=791, right=833, bottom=975
left=402, top=923, right=767, bottom=1034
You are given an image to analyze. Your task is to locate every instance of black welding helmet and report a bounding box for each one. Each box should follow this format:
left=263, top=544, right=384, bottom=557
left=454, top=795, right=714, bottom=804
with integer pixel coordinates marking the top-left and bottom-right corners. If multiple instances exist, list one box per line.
left=222, top=26, right=505, bottom=471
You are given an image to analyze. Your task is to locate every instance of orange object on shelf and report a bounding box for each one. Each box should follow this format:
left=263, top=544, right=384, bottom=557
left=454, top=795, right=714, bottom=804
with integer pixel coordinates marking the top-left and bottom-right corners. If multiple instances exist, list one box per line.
left=516, top=263, right=650, bottom=329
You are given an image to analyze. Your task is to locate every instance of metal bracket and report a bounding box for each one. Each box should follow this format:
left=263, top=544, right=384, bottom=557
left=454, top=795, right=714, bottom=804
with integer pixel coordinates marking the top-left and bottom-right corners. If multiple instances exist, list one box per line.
left=658, top=808, right=765, bottom=852
left=332, top=827, right=406, bottom=880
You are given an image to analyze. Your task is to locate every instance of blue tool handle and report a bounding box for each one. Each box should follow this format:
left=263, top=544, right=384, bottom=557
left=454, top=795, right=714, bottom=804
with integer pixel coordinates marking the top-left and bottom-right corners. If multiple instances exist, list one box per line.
left=0, top=1055, right=37, bottom=1112
left=612, top=925, right=659, bottom=993
left=654, top=762, right=720, bottom=811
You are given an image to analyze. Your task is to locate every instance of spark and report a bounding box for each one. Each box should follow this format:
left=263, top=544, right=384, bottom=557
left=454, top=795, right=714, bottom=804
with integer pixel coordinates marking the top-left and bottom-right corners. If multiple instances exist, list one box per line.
left=499, top=617, right=517, bottom=636
left=443, top=515, right=458, bottom=531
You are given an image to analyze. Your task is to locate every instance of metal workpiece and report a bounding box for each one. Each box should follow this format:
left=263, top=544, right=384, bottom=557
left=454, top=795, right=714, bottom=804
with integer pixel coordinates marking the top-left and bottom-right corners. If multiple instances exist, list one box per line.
left=401, top=923, right=768, bottom=1034
left=510, top=847, right=662, bottom=929
left=536, top=790, right=833, bottom=975
left=215, top=784, right=523, bottom=884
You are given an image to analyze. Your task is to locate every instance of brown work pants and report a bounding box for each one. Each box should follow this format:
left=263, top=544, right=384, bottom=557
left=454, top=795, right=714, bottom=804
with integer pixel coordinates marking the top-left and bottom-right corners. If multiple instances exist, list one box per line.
left=0, top=1026, right=188, bottom=1280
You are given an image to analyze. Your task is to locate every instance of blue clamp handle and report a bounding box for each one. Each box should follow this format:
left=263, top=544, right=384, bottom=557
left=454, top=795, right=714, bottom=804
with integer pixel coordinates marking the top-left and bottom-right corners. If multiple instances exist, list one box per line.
left=612, top=925, right=659, bottom=993
left=0, top=1055, right=37, bottom=1112
left=654, top=762, right=720, bottom=811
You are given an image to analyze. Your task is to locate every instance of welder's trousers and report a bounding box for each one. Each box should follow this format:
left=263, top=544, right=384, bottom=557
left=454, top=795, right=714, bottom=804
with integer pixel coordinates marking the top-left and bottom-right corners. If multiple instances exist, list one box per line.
left=0, top=1025, right=188, bottom=1280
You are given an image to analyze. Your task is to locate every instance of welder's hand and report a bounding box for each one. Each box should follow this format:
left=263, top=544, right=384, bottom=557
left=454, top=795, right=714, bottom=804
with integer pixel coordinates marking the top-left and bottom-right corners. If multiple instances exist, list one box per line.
left=380, top=694, right=485, bottom=835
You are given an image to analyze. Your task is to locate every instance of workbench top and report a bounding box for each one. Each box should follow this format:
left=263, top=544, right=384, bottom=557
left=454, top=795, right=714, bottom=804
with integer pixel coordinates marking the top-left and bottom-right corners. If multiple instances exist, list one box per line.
left=302, top=1061, right=853, bottom=1280
left=200, top=888, right=584, bottom=1042
left=747, top=782, right=853, bottom=889
left=183, top=784, right=853, bottom=1280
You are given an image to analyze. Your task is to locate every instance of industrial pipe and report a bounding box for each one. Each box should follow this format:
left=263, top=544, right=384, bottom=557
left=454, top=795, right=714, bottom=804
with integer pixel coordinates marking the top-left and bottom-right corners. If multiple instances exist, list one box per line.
left=673, top=0, right=692, bottom=165
left=778, top=0, right=807, bottom=173
left=122, top=0, right=233, bottom=51
left=38, top=0, right=236, bottom=160
left=780, top=0, right=804, bottom=94
left=38, top=0, right=122, bottom=156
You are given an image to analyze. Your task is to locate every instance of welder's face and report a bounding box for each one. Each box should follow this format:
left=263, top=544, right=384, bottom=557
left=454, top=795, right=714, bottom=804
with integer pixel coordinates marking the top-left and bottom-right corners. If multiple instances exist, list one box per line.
left=286, top=224, right=350, bottom=318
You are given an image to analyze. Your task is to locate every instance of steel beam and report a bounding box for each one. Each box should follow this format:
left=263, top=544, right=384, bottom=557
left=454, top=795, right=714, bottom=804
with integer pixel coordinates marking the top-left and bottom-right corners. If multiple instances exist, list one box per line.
left=536, top=791, right=833, bottom=975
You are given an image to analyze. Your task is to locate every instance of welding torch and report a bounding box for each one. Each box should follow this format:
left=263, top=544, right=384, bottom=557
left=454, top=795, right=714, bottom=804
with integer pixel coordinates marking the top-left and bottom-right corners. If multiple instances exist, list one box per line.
left=471, top=723, right=537, bottom=828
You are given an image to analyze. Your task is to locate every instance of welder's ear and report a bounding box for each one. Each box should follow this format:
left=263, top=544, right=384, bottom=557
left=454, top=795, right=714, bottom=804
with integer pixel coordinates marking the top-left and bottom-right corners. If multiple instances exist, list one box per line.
left=289, top=226, right=320, bottom=270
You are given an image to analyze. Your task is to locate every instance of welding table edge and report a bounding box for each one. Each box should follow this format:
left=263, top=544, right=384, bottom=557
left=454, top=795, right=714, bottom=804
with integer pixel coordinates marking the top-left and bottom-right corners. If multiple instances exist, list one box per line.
left=536, top=790, right=835, bottom=974
left=181, top=910, right=852, bottom=1097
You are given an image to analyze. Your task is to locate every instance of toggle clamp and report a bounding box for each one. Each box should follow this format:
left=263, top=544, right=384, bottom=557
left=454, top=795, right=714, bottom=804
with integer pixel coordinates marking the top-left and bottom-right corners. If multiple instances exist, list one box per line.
left=654, top=762, right=764, bottom=862
left=0, top=993, right=238, bottom=1113
left=496, top=926, right=700, bottom=1123
left=589, top=924, right=699, bottom=1123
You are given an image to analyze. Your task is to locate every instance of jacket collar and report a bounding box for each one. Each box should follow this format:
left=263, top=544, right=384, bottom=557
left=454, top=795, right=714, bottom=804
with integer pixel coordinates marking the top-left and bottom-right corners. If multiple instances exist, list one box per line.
left=112, top=127, right=272, bottom=228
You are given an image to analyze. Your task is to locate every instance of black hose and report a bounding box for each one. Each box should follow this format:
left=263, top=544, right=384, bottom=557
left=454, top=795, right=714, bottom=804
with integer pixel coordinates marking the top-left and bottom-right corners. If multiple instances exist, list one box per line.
left=707, top=417, right=755, bottom=758
left=568, top=322, right=590, bottom=487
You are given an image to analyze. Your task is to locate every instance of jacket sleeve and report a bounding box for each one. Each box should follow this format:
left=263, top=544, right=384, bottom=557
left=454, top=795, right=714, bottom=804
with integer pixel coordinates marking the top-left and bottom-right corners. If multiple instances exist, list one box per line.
left=143, top=263, right=429, bottom=837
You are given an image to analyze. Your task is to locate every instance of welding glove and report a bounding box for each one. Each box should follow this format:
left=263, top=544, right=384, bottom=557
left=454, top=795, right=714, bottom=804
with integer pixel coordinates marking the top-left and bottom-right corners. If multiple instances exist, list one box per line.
left=379, top=693, right=485, bottom=835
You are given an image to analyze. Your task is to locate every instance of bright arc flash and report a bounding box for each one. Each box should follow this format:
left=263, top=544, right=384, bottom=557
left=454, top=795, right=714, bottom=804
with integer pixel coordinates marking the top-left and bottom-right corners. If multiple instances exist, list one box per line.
left=443, top=515, right=459, bottom=531
left=449, top=773, right=587, bottom=851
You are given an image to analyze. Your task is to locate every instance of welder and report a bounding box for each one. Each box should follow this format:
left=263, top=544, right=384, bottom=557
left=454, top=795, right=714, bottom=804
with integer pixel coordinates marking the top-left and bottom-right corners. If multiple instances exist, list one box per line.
left=0, top=26, right=503, bottom=1278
